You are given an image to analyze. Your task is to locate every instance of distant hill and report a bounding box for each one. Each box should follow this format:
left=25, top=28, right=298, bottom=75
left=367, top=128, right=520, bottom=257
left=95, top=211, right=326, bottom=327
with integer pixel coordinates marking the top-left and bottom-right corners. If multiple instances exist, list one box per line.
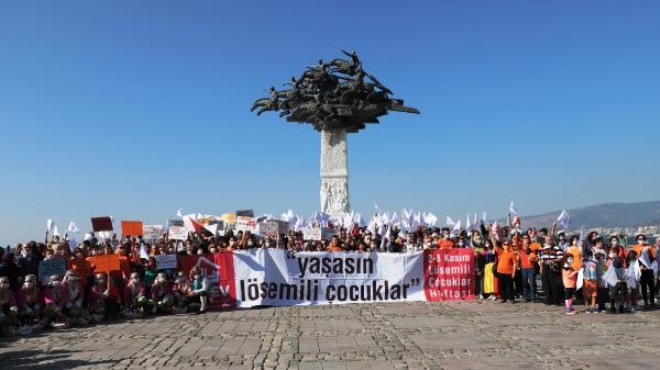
left=520, top=201, right=660, bottom=230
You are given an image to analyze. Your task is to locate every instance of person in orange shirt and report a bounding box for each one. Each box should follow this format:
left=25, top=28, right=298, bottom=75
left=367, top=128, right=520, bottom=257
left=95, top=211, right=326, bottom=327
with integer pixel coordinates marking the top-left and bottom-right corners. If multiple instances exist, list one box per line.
left=519, top=235, right=539, bottom=302
left=327, top=236, right=344, bottom=252
left=496, top=239, right=517, bottom=303
left=436, top=228, right=455, bottom=249
left=632, top=234, right=656, bottom=308
left=565, top=235, right=582, bottom=270
left=562, top=256, right=578, bottom=315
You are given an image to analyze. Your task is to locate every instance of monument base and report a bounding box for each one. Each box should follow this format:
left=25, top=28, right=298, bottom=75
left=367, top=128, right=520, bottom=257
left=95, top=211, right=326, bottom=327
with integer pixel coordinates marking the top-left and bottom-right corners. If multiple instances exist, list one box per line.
left=320, top=127, right=350, bottom=215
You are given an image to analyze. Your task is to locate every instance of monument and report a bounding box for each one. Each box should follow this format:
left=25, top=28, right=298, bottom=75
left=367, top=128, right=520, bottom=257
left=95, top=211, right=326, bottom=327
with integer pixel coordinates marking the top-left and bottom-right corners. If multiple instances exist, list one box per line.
left=251, top=50, right=419, bottom=216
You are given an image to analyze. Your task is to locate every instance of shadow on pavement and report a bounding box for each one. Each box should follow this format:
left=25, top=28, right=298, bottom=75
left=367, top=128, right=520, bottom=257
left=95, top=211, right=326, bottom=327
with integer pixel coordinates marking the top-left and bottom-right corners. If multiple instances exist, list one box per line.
left=0, top=349, right=115, bottom=369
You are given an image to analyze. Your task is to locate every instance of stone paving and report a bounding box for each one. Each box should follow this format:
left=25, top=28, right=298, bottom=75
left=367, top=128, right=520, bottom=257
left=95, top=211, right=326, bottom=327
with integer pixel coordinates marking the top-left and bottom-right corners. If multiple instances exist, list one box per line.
left=1, top=300, right=659, bottom=369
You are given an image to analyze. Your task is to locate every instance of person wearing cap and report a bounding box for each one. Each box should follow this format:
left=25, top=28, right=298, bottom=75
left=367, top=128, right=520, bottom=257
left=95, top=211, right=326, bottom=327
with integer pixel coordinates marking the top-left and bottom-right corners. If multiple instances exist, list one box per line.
left=632, top=234, right=656, bottom=308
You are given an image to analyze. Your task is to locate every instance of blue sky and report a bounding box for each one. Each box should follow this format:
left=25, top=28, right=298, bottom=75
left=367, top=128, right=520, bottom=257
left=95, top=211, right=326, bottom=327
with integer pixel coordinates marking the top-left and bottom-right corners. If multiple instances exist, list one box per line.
left=1, top=1, right=659, bottom=245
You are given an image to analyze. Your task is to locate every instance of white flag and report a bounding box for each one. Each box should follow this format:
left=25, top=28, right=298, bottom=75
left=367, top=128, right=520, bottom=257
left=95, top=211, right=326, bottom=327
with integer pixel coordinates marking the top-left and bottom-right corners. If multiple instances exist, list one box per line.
left=481, top=212, right=488, bottom=224
left=576, top=268, right=584, bottom=291
left=374, top=203, right=382, bottom=215
left=556, top=210, right=571, bottom=229
left=451, top=220, right=462, bottom=237
left=68, top=238, right=78, bottom=251
left=603, top=263, right=618, bottom=287
left=46, top=219, right=54, bottom=233
left=67, top=222, right=80, bottom=234
left=509, top=201, right=519, bottom=216
left=139, top=243, right=149, bottom=259
left=446, top=217, right=455, bottom=227
left=639, top=249, right=652, bottom=269
left=176, top=207, right=184, bottom=218
left=624, top=260, right=642, bottom=288
left=423, top=212, right=438, bottom=227
left=53, top=226, right=60, bottom=237
left=465, top=214, right=473, bottom=234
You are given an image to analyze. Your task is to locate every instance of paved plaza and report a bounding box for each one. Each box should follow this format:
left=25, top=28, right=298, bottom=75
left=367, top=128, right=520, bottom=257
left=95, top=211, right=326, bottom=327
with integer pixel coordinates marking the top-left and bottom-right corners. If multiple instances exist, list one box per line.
left=1, top=301, right=659, bottom=369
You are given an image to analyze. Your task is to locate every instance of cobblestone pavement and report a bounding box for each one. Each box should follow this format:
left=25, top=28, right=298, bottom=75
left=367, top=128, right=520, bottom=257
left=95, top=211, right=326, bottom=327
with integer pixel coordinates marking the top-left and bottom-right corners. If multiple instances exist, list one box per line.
left=1, top=300, right=659, bottom=369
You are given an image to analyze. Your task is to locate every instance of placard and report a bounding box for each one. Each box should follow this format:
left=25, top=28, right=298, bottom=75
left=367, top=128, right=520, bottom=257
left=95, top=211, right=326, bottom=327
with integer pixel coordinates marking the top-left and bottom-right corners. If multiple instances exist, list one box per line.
left=143, top=225, right=164, bottom=240
left=236, top=209, right=254, bottom=217
left=155, top=254, right=178, bottom=270
left=303, top=226, right=322, bottom=241
left=257, top=220, right=289, bottom=236
left=235, top=216, right=256, bottom=232
left=38, top=259, right=67, bottom=285
left=91, top=216, right=113, bottom=232
left=94, top=255, right=121, bottom=273
left=121, top=221, right=144, bottom=236
left=221, top=213, right=237, bottom=225
left=168, top=219, right=184, bottom=227
left=168, top=225, right=188, bottom=241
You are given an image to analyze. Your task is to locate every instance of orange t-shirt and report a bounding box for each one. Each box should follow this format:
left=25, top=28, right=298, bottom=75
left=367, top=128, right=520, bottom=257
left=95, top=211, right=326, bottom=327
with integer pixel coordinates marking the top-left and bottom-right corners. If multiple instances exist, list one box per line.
left=497, top=250, right=517, bottom=275
left=437, top=239, right=455, bottom=249
left=566, top=246, right=582, bottom=270
left=519, top=247, right=539, bottom=269
left=632, top=245, right=656, bottom=261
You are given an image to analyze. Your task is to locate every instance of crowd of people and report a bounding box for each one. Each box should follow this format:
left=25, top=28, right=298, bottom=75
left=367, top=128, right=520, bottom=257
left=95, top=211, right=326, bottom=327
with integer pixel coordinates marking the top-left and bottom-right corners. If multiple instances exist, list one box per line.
left=0, top=216, right=658, bottom=336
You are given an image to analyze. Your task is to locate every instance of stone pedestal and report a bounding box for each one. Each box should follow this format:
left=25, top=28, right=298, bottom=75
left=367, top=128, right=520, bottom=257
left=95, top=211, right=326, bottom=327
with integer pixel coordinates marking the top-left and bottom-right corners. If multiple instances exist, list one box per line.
left=320, top=128, right=350, bottom=215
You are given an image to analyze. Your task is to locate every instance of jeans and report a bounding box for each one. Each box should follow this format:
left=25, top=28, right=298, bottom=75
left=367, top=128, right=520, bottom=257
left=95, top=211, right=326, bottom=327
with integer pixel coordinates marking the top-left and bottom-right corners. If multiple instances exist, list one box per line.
left=640, top=269, right=655, bottom=305
left=521, top=268, right=537, bottom=301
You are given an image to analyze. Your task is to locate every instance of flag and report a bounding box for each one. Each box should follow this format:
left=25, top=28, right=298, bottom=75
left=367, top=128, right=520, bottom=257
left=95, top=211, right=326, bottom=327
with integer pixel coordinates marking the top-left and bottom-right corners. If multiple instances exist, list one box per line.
left=189, top=218, right=204, bottom=235
left=204, top=223, right=219, bottom=236
left=624, top=260, right=642, bottom=288
left=68, top=238, right=78, bottom=251
left=176, top=208, right=184, bottom=218
left=451, top=220, right=462, bottom=237
left=465, top=214, right=473, bottom=234
left=67, top=222, right=80, bottom=234
left=53, top=226, right=60, bottom=237
left=603, top=263, right=618, bottom=287
left=423, top=212, right=437, bottom=227
left=557, top=210, right=571, bottom=230
left=139, top=243, right=149, bottom=259
left=446, top=217, right=455, bottom=227
left=576, top=268, right=584, bottom=291
left=481, top=212, right=488, bottom=224
left=509, top=201, right=519, bottom=216
left=374, top=203, right=382, bottom=215
left=639, top=249, right=652, bottom=269
left=46, top=219, right=54, bottom=233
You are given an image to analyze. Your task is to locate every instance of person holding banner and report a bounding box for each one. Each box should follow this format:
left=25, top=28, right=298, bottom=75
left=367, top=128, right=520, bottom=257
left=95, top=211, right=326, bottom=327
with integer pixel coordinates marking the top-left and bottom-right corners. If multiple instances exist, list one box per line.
left=89, top=273, right=121, bottom=321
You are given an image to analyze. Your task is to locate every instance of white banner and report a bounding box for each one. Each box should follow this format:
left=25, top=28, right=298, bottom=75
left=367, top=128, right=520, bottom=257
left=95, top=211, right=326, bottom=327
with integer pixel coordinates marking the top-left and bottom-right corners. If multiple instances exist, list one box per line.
left=155, top=254, right=178, bottom=270
left=232, top=249, right=425, bottom=308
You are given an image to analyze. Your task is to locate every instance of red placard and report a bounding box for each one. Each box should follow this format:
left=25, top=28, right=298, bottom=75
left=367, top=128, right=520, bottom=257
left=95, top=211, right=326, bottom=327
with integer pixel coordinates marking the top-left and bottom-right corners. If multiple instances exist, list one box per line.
left=179, top=253, right=236, bottom=310
left=121, top=221, right=144, bottom=236
left=91, top=217, right=113, bottom=232
left=94, top=255, right=121, bottom=273
left=424, top=249, right=475, bottom=301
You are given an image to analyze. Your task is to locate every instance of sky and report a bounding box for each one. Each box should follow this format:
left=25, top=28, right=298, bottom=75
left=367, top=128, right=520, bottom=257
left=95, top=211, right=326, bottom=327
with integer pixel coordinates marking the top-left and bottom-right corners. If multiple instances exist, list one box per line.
left=1, top=1, right=659, bottom=245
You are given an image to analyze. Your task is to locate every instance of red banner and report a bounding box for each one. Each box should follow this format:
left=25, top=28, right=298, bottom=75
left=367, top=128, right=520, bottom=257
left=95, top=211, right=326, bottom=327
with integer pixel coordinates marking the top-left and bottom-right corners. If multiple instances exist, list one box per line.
left=178, top=253, right=236, bottom=310
left=424, top=249, right=475, bottom=301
